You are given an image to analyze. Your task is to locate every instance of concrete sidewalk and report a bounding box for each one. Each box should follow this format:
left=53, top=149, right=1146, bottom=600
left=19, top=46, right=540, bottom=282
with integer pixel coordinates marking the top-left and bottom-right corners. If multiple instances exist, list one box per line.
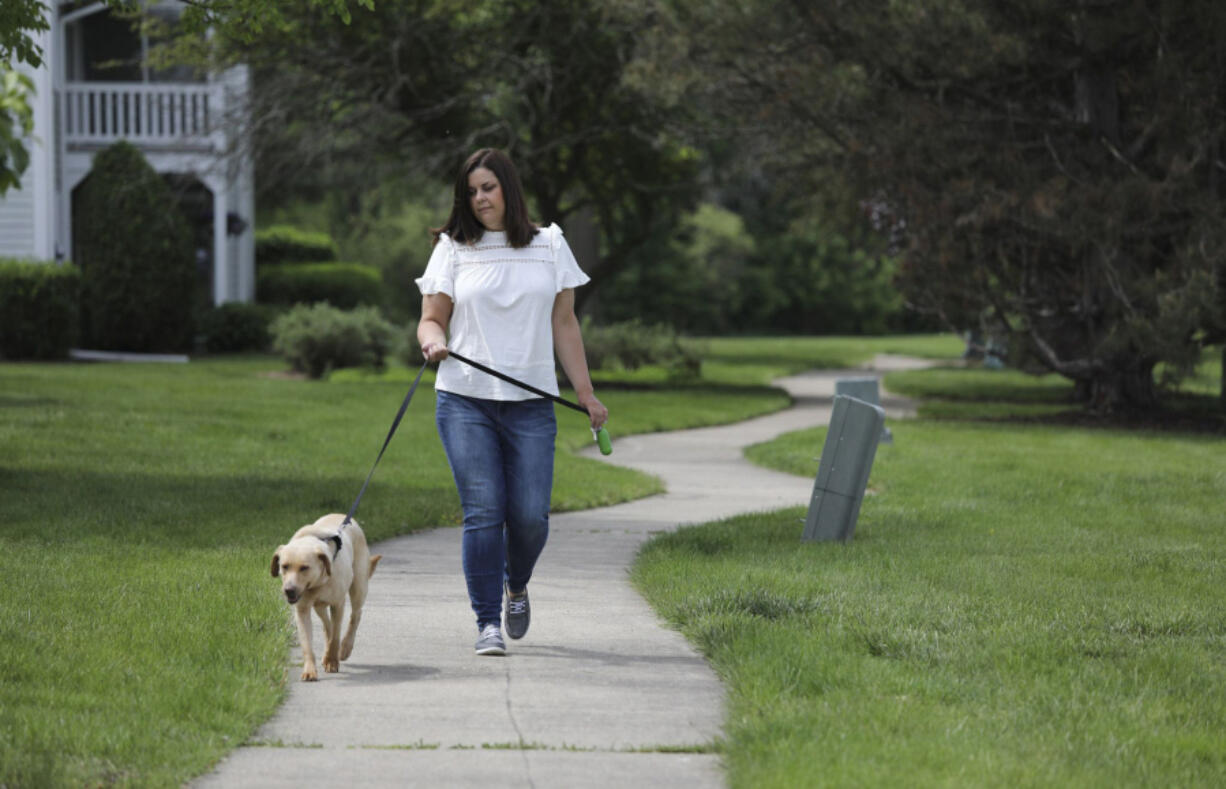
left=195, top=355, right=926, bottom=788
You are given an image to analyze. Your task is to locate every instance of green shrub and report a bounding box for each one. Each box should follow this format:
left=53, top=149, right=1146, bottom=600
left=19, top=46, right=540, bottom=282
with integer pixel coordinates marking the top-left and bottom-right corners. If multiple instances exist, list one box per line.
left=74, top=141, right=195, bottom=352
left=255, top=225, right=338, bottom=265
left=0, top=260, right=81, bottom=360
left=197, top=303, right=274, bottom=353
left=257, top=262, right=383, bottom=309
left=270, top=303, right=398, bottom=378
left=581, top=318, right=702, bottom=381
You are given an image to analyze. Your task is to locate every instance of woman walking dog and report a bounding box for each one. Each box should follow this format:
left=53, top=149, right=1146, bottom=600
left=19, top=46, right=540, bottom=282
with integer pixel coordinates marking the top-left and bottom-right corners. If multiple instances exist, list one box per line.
left=416, top=148, right=608, bottom=656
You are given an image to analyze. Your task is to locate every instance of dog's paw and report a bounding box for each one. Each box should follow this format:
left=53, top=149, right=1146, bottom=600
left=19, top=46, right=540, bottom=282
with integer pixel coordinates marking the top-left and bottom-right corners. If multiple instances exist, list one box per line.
left=323, top=656, right=339, bottom=673
left=340, top=640, right=354, bottom=661
left=301, top=666, right=319, bottom=682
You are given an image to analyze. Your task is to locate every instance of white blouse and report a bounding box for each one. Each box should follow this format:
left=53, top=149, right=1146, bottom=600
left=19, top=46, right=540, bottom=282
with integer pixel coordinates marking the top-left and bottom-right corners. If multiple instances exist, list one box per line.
left=415, top=223, right=590, bottom=401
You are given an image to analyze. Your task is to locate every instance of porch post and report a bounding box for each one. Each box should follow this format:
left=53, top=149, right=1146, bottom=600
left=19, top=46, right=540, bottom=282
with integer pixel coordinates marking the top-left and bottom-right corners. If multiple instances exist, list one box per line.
left=212, top=185, right=228, bottom=305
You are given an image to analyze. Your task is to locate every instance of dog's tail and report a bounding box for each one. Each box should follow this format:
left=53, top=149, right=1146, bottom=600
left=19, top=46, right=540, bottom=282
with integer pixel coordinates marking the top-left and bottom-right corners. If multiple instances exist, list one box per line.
left=369, top=554, right=383, bottom=577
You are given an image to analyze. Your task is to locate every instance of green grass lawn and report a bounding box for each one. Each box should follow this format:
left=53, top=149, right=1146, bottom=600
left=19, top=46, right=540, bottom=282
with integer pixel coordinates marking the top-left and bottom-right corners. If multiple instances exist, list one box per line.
left=636, top=360, right=1226, bottom=787
left=0, top=345, right=809, bottom=787
left=9, top=333, right=1215, bottom=786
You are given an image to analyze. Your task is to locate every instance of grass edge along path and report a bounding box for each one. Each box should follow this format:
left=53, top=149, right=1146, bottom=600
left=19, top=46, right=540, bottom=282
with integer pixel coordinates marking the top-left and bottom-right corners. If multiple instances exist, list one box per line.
left=633, top=362, right=1226, bottom=787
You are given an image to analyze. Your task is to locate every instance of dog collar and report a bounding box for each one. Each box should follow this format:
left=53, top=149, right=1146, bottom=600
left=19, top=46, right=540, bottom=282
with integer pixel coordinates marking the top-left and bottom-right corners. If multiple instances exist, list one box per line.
left=325, top=533, right=343, bottom=559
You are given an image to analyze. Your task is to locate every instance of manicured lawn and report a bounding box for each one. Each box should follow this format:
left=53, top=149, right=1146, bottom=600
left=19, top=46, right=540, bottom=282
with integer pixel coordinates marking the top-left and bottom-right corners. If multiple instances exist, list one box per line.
left=0, top=346, right=807, bottom=787
left=21, top=332, right=1207, bottom=786
left=635, top=363, right=1226, bottom=787
left=698, top=333, right=966, bottom=386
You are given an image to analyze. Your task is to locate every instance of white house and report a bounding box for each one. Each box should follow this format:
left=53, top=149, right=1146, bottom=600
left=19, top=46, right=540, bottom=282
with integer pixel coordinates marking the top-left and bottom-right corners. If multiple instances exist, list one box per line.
left=0, top=1, right=255, bottom=306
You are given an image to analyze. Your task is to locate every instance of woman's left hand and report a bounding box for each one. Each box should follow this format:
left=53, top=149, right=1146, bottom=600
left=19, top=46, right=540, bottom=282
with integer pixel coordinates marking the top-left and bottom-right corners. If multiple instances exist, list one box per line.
left=578, top=393, right=608, bottom=431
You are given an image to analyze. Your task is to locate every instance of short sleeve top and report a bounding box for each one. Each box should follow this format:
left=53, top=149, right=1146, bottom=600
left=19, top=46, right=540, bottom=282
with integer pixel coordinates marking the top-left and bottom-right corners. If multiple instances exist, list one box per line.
left=414, top=222, right=590, bottom=400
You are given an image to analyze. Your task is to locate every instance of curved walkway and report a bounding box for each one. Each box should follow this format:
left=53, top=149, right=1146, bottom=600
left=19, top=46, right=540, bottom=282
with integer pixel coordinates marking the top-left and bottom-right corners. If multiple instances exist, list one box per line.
left=195, top=355, right=929, bottom=788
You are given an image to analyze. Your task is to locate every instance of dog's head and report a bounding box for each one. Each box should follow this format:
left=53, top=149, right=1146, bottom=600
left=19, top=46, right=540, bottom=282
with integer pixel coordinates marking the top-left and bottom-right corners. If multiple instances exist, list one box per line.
left=271, top=540, right=332, bottom=604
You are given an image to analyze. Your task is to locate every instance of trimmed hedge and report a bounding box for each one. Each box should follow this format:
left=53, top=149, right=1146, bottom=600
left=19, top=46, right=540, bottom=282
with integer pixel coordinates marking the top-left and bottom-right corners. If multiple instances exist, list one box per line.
left=257, top=262, right=383, bottom=309
left=0, top=260, right=81, bottom=360
left=270, top=303, right=398, bottom=378
left=255, top=225, right=339, bottom=265
left=197, top=303, right=274, bottom=353
left=74, top=140, right=195, bottom=352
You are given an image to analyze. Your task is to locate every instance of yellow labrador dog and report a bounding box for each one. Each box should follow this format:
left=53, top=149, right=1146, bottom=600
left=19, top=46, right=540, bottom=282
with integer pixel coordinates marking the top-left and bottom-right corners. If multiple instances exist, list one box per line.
left=271, top=514, right=382, bottom=681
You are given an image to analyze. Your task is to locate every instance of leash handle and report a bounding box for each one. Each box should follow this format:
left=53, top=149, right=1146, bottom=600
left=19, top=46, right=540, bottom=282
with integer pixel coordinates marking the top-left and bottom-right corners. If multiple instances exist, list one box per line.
left=342, top=361, right=429, bottom=526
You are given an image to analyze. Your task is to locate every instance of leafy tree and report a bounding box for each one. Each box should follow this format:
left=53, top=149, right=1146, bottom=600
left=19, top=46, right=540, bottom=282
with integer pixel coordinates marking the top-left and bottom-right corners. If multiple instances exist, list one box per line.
left=0, top=0, right=48, bottom=195
left=640, top=0, right=1226, bottom=410
left=153, top=0, right=699, bottom=312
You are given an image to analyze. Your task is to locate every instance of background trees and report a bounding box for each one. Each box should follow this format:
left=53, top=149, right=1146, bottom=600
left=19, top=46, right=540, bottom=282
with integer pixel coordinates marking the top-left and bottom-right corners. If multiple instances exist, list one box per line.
left=198, top=0, right=699, bottom=313
left=137, top=0, right=1224, bottom=410
left=639, top=0, right=1226, bottom=410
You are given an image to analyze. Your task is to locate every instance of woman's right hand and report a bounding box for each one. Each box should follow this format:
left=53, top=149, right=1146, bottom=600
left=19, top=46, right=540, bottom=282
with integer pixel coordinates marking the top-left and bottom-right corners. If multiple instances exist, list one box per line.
left=421, top=342, right=450, bottom=363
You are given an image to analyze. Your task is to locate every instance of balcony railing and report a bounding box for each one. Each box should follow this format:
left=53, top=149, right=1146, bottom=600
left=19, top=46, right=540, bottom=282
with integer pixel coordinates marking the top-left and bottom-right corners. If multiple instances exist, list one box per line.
left=60, top=81, right=223, bottom=148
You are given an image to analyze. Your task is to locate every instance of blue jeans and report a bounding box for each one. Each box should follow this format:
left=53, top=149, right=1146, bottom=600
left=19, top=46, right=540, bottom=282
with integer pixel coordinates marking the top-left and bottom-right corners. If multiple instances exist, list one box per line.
left=435, top=391, right=556, bottom=628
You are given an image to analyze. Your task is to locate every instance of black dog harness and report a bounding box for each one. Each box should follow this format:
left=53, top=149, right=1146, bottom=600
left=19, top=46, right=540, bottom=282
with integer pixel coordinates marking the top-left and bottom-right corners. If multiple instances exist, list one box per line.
left=324, top=533, right=344, bottom=559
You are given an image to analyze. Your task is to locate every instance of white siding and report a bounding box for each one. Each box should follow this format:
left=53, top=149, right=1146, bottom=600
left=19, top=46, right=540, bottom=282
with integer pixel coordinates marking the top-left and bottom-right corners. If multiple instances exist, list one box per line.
left=0, top=182, right=38, bottom=259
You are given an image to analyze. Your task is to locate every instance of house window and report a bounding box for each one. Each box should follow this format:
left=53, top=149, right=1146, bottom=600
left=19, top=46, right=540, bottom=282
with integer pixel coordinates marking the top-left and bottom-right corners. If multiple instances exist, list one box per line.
left=65, top=4, right=204, bottom=84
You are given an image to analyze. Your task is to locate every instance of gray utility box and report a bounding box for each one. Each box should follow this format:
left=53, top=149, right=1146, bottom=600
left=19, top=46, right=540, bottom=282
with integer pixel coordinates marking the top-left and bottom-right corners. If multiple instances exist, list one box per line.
left=802, top=394, right=887, bottom=542
left=834, top=377, right=893, bottom=444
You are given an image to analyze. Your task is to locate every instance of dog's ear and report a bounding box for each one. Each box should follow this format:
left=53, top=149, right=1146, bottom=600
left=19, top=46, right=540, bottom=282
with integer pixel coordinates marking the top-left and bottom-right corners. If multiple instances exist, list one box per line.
left=316, top=548, right=333, bottom=578
left=271, top=548, right=284, bottom=577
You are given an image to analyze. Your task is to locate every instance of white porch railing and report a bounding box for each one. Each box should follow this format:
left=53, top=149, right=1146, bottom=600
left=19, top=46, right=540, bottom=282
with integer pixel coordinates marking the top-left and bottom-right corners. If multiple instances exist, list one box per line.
left=60, top=81, right=223, bottom=148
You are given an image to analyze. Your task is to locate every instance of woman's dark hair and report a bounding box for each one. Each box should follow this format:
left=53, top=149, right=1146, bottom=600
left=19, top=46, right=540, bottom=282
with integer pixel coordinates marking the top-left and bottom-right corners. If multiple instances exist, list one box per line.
left=432, top=148, right=537, bottom=248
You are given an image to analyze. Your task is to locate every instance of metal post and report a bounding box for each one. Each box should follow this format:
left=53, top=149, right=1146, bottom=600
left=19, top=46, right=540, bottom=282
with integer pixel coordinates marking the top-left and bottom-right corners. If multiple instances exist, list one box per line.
left=834, top=376, right=893, bottom=444
left=802, top=395, right=886, bottom=542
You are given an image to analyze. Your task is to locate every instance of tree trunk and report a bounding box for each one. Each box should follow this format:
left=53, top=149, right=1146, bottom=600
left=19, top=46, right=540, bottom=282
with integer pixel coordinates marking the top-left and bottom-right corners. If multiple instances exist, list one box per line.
left=1082, top=364, right=1158, bottom=413
left=1221, top=345, right=1225, bottom=408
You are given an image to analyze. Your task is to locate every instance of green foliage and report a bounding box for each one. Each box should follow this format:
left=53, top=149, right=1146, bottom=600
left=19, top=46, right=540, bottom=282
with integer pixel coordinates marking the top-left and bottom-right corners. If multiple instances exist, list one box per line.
left=0, top=67, right=34, bottom=196
left=270, top=302, right=397, bottom=378
left=581, top=317, right=702, bottom=382
left=74, top=140, right=195, bottom=352
left=0, top=259, right=79, bottom=359
left=599, top=204, right=755, bottom=334
left=0, top=0, right=49, bottom=197
left=324, top=185, right=442, bottom=324
left=260, top=182, right=446, bottom=324
left=257, top=261, right=383, bottom=309
left=168, top=0, right=374, bottom=40
left=646, top=0, right=1226, bottom=408
left=0, top=0, right=49, bottom=67
left=254, top=224, right=339, bottom=265
left=599, top=202, right=907, bottom=335
left=184, top=0, right=700, bottom=316
left=751, top=219, right=902, bottom=335
left=197, top=302, right=274, bottom=353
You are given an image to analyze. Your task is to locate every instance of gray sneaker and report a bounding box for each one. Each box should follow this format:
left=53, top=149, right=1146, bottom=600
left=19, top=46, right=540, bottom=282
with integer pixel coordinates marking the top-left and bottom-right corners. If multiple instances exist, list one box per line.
left=505, top=585, right=530, bottom=640
left=475, top=623, right=506, bottom=656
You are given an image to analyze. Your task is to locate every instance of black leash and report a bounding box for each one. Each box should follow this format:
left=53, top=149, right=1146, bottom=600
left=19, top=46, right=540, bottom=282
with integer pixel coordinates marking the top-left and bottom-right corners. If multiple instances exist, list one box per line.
left=448, top=350, right=613, bottom=455
left=339, top=347, right=612, bottom=535
left=447, top=350, right=588, bottom=414
left=340, top=360, right=429, bottom=529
